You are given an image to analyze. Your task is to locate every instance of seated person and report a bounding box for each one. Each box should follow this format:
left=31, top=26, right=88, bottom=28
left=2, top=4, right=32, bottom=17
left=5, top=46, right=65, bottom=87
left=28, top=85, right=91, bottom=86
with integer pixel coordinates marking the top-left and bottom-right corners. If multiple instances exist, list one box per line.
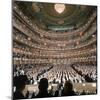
left=36, top=78, right=52, bottom=98
left=61, top=81, right=76, bottom=96
left=13, top=75, right=28, bottom=99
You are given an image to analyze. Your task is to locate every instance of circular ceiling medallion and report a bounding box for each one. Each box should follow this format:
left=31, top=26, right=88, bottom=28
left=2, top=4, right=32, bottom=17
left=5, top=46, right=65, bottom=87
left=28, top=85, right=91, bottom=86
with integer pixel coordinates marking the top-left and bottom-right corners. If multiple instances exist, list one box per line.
left=54, top=4, right=65, bottom=14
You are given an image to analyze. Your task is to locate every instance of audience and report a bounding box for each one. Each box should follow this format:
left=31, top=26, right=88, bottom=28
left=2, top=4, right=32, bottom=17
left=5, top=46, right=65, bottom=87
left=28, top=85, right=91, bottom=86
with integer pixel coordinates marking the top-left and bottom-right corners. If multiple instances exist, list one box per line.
left=13, top=4, right=97, bottom=99
left=36, top=78, right=52, bottom=98
left=13, top=65, right=97, bottom=99
left=71, top=64, right=97, bottom=82
left=61, top=81, right=76, bottom=96
left=13, top=75, right=28, bottom=99
left=14, top=64, right=96, bottom=86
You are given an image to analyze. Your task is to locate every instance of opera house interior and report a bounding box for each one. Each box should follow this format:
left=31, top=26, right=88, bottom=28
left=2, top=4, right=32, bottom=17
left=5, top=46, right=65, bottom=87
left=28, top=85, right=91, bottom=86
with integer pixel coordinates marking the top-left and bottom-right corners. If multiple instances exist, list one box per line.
left=13, top=1, right=97, bottom=99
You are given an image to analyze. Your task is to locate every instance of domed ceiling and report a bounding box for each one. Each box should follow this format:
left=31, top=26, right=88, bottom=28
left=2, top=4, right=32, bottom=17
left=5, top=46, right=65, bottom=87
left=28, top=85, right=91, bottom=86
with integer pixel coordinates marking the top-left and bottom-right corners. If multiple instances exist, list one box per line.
left=17, top=2, right=96, bottom=31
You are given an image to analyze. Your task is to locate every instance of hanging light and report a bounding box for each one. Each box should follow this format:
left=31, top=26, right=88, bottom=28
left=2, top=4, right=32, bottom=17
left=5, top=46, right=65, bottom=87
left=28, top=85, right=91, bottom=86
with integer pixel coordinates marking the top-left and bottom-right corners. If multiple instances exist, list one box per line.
left=54, top=4, right=65, bottom=14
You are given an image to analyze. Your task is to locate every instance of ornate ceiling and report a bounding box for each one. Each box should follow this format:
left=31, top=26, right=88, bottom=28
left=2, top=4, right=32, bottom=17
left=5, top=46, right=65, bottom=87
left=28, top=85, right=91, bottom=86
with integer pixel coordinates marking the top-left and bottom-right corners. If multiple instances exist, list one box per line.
left=54, top=4, right=66, bottom=14
left=17, top=2, right=96, bottom=31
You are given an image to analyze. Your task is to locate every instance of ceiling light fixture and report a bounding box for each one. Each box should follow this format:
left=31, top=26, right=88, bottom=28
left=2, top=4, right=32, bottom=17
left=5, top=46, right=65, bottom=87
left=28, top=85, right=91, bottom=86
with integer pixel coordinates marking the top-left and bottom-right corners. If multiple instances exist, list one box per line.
left=54, top=4, right=65, bottom=14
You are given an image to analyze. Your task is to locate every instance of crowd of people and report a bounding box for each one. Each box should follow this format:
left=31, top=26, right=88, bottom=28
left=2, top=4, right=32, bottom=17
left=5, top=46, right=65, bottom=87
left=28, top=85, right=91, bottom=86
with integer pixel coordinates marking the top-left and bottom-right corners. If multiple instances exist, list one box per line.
left=13, top=63, right=97, bottom=99
left=13, top=75, right=77, bottom=99
left=37, top=65, right=85, bottom=84
left=71, top=64, right=97, bottom=82
left=13, top=3, right=97, bottom=99
left=13, top=41, right=96, bottom=61
left=13, top=73, right=96, bottom=99
left=14, top=64, right=96, bottom=85
left=13, top=6, right=96, bottom=51
left=13, top=16, right=96, bottom=50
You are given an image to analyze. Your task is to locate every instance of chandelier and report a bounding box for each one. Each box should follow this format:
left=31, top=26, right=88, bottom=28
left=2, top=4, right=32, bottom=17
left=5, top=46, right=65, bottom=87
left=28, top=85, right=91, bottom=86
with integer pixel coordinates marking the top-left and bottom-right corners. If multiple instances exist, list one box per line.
left=54, top=4, right=65, bottom=14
